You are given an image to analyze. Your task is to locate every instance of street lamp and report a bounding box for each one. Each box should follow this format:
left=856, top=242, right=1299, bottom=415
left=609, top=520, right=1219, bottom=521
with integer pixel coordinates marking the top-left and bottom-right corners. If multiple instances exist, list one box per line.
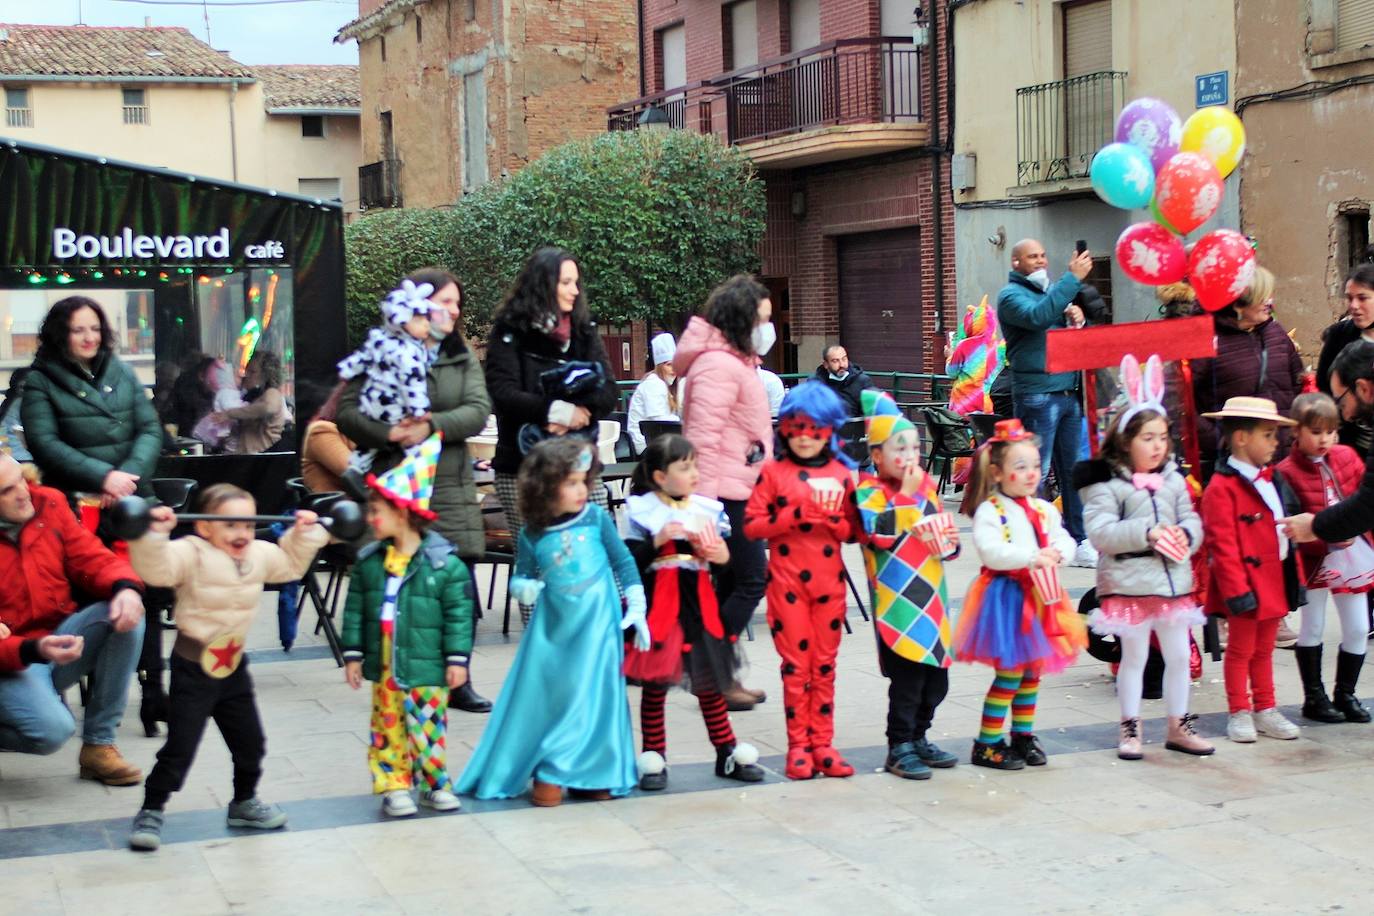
left=637, top=104, right=671, bottom=131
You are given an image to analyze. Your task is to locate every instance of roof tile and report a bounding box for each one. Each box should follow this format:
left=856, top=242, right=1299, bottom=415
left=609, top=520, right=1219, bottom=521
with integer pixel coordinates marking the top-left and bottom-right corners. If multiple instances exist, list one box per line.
left=0, top=24, right=254, bottom=79
left=254, top=64, right=360, bottom=110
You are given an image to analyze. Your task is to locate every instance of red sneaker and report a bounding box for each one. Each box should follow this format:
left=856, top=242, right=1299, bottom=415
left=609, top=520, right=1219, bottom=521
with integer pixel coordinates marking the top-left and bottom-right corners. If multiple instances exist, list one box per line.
left=784, top=746, right=815, bottom=780
left=811, top=746, right=854, bottom=778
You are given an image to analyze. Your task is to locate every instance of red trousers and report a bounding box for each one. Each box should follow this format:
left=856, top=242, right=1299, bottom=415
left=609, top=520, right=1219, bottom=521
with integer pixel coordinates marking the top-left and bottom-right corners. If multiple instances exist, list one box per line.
left=1223, top=615, right=1281, bottom=713
left=766, top=562, right=847, bottom=750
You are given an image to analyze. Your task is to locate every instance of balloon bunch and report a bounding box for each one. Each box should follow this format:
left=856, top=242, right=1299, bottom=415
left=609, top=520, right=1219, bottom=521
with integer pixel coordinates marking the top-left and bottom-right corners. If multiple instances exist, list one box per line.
left=1089, top=98, right=1255, bottom=311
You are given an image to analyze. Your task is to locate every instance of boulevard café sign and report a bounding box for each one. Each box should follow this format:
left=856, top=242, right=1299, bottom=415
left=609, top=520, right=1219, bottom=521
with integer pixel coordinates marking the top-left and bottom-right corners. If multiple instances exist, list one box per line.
left=52, top=227, right=286, bottom=261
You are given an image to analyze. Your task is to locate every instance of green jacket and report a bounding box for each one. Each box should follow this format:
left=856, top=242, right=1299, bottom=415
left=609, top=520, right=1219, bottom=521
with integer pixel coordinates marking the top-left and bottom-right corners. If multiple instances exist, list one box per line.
left=997, top=270, right=1083, bottom=395
left=337, top=336, right=491, bottom=558
left=20, top=350, right=163, bottom=497
left=340, top=532, right=475, bottom=688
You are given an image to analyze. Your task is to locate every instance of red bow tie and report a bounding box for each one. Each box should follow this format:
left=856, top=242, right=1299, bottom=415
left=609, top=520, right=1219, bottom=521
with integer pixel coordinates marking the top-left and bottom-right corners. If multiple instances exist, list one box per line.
left=1256, top=467, right=1274, bottom=483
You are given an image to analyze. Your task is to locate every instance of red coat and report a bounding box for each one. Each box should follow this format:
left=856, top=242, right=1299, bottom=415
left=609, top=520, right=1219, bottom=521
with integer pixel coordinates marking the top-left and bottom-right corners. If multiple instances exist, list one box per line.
left=1277, top=444, right=1370, bottom=571
left=1200, top=465, right=1303, bottom=620
left=0, top=485, right=142, bottom=671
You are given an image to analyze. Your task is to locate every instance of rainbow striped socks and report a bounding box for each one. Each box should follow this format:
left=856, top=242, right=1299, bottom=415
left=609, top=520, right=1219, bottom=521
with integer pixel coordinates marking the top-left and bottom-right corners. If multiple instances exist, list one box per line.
left=979, top=669, right=1022, bottom=743
left=1011, top=671, right=1041, bottom=735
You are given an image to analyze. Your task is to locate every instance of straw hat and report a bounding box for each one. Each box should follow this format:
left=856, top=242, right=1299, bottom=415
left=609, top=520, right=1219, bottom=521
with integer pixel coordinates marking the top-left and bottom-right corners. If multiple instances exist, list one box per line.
left=1200, top=396, right=1297, bottom=426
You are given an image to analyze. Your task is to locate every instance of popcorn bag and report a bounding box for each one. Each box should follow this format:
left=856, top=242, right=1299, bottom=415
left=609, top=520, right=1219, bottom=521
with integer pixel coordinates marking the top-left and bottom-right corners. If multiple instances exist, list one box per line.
left=1153, top=527, right=1190, bottom=564
left=807, top=478, right=845, bottom=514
left=1029, top=564, right=1064, bottom=606
left=915, top=511, right=957, bottom=556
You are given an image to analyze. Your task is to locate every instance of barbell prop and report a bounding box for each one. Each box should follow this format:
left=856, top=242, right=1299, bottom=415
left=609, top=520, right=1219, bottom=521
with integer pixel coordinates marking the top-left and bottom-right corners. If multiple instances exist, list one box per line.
left=107, top=495, right=366, bottom=543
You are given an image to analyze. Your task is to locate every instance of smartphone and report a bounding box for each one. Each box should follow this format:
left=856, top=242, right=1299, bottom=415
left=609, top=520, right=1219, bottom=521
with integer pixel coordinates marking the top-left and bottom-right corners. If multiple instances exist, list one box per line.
left=1075, top=239, right=1088, bottom=255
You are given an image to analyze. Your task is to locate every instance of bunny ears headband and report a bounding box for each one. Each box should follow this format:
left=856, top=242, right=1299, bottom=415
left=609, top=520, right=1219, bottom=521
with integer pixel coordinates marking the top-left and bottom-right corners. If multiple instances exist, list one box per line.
left=1117, top=354, right=1166, bottom=430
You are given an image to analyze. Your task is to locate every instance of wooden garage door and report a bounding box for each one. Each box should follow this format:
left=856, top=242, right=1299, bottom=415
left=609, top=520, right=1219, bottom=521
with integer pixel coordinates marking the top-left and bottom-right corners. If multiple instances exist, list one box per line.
left=837, top=227, right=923, bottom=373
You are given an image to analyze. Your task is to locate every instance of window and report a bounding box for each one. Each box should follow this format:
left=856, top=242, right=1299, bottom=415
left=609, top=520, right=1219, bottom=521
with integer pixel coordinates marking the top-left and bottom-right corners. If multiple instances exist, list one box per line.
left=656, top=24, right=686, bottom=93
left=415, top=13, right=422, bottom=43
left=464, top=0, right=476, bottom=21
left=1339, top=208, right=1372, bottom=274
left=298, top=177, right=342, bottom=201
left=1338, top=0, right=1374, bottom=51
left=301, top=115, right=325, bottom=138
left=1063, top=0, right=1112, bottom=78
left=462, top=72, right=487, bottom=191
left=380, top=35, right=387, bottom=61
left=4, top=86, right=31, bottom=128
left=122, top=88, right=148, bottom=125
left=723, top=0, right=759, bottom=71
left=787, top=0, right=820, bottom=53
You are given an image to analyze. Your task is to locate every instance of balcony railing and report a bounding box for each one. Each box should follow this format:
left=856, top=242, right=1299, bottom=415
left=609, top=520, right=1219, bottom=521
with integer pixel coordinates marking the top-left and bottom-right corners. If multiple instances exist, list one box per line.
left=359, top=158, right=401, bottom=210
left=608, top=38, right=922, bottom=146
left=123, top=105, right=149, bottom=125
left=1016, top=70, right=1127, bottom=186
left=5, top=107, right=33, bottom=128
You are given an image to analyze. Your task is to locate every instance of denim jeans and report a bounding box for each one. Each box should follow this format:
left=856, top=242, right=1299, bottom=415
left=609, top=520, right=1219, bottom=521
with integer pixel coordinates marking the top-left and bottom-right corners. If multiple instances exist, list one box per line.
left=1013, top=390, right=1086, bottom=543
left=0, top=601, right=144, bottom=753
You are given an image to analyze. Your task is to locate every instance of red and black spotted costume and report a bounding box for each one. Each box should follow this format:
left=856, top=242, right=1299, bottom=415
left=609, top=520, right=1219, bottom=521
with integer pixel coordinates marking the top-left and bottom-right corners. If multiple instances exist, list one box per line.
left=744, top=410, right=862, bottom=779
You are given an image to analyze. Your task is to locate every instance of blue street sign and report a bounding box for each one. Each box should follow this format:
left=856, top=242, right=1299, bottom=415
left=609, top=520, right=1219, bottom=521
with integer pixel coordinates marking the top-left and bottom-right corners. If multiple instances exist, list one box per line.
left=1195, top=71, right=1229, bottom=108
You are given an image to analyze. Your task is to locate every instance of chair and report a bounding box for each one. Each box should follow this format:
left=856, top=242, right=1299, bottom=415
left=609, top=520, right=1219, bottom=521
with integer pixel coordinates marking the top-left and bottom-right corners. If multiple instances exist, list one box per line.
left=638, top=419, right=682, bottom=447
left=921, top=408, right=977, bottom=493
left=608, top=410, right=638, bottom=460
left=838, top=418, right=869, bottom=466
left=596, top=419, right=621, bottom=466
left=292, top=490, right=353, bottom=664
left=151, top=477, right=199, bottom=511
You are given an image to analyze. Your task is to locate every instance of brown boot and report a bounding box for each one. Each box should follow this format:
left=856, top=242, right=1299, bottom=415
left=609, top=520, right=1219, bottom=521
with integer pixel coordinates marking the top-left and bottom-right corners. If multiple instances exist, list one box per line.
left=568, top=788, right=612, bottom=801
left=1165, top=714, right=1215, bottom=756
left=531, top=780, right=563, bottom=807
left=722, top=682, right=759, bottom=711
left=78, top=743, right=142, bottom=786
left=743, top=684, right=768, bottom=703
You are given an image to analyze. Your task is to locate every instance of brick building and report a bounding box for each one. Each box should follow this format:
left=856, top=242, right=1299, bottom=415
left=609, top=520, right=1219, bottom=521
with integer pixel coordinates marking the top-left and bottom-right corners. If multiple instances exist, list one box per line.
left=335, top=0, right=639, bottom=211
left=611, top=0, right=955, bottom=375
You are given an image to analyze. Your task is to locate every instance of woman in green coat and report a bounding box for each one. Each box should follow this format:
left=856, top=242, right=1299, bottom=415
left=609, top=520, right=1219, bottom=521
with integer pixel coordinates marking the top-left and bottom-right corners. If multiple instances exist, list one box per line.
left=337, top=267, right=494, bottom=712
left=21, top=296, right=163, bottom=504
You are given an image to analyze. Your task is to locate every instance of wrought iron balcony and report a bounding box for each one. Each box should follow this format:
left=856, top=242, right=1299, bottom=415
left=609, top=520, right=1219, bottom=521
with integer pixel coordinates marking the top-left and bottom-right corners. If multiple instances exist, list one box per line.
left=608, top=38, right=922, bottom=147
left=1015, top=71, right=1127, bottom=186
left=359, top=158, right=401, bottom=210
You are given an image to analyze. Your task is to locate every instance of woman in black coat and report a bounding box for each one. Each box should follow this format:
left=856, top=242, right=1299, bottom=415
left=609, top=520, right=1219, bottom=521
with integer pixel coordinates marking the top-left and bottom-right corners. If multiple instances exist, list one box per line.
left=1315, top=263, right=1374, bottom=452
left=485, top=247, right=619, bottom=535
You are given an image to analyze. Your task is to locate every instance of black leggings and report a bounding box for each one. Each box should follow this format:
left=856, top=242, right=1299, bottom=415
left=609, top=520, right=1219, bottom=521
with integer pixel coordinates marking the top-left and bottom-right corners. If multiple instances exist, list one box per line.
left=717, top=498, right=768, bottom=638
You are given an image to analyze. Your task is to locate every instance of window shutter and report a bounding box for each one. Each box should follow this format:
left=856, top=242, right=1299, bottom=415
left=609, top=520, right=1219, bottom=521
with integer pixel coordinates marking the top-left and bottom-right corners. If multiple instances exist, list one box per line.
left=1337, top=0, right=1374, bottom=51
left=1063, top=0, right=1112, bottom=77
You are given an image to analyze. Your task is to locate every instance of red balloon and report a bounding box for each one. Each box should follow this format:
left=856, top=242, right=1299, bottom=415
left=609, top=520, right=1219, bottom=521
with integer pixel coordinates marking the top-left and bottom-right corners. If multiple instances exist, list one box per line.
left=1187, top=229, right=1256, bottom=311
left=1115, top=222, right=1187, bottom=285
left=1155, top=152, right=1223, bottom=235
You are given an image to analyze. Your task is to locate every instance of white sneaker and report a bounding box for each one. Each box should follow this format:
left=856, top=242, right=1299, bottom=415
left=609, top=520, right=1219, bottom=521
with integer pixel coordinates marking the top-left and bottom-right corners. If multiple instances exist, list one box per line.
left=1227, top=711, right=1257, bottom=743
left=419, top=788, right=461, bottom=812
left=1253, top=707, right=1301, bottom=740
left=1071, top=541, right=1099, bottom=568
left=382, top=789, right=418, bottom=817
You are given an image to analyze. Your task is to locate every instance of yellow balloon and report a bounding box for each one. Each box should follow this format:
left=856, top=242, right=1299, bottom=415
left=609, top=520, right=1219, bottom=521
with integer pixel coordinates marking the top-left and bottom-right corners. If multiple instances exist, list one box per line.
left=1180, top=106, right=1246, bottom=179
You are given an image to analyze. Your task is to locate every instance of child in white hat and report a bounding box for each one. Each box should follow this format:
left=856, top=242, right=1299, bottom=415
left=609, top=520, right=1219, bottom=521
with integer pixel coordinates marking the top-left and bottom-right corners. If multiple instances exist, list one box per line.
left=628, top=332, right=680, bottom=453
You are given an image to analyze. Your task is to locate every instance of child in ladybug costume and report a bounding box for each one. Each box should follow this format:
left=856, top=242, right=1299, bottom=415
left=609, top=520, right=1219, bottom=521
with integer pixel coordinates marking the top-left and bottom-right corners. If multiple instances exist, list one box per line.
left=744, top=381, right=861, bottom=779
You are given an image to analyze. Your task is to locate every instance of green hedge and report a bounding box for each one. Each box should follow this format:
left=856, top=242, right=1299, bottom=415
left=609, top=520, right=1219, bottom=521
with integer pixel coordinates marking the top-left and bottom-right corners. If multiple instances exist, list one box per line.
left=344, top=130, right=765, bottom=346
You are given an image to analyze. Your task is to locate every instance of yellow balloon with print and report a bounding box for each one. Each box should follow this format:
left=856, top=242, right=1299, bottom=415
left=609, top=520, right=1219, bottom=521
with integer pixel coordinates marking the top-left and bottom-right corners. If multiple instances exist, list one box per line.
left=1179, top=107, right=1246, bottom=178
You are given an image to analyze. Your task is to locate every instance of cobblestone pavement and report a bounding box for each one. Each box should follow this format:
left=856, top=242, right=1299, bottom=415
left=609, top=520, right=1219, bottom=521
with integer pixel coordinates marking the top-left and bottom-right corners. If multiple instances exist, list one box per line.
left=3, top=516, right=1372, bottom=914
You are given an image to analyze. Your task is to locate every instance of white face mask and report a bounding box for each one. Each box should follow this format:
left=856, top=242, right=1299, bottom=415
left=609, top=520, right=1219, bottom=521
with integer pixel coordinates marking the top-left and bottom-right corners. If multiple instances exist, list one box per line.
left=752, top=321, right=777, bottom=356
left=1026, top=268, right=1050, bottom=291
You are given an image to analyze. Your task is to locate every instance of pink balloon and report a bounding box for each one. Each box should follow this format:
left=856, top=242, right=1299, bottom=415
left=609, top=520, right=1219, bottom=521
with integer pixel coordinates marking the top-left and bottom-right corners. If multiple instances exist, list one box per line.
left=1155, top=152, right=1223, bottom=235
left=1115, top=222, right=1187, bottom=285
left=1187, top=229, right=1256, bottom=311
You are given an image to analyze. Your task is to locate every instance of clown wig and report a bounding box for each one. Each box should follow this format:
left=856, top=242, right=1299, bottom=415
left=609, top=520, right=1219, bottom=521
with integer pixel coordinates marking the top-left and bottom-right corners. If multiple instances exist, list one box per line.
left=776, top=380, right=856, bottom=468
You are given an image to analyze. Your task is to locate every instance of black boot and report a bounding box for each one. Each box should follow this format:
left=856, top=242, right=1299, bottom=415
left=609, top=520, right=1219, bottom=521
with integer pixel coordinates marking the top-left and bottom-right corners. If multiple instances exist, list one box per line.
left=138, top=670, right=170, bottom=738
left=450, top=681, right=492, bottom=714
left=1333, top=650, right=1372, bottom=723
left=1294, top=645, right=1344, bottom=723
left=715, top=743, right=764, bottom=783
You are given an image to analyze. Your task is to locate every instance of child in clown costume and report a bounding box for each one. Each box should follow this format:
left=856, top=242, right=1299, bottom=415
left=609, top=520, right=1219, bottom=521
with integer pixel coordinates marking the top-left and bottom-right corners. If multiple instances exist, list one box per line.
left=855, top=391, right=961, bottom=780
left=341, top=433, right=476, bottom=817
left=744, top=381, right=861, bottom=780
left=956, top=419, right=1085, bottom=770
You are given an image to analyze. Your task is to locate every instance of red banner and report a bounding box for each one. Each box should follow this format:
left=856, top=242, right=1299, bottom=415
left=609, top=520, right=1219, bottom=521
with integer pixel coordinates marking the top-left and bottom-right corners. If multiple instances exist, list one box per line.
left=1044, top=315, right=1216, bottom=374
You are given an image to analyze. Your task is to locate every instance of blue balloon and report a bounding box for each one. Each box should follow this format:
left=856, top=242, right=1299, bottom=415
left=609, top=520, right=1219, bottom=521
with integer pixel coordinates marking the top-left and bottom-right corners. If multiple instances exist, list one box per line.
left=1089, top=142, right=1156, bottom=210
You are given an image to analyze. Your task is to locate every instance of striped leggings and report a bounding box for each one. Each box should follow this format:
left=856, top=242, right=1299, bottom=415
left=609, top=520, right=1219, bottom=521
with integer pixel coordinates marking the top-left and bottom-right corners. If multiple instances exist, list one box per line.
left=978, top=667, right=1042, bottom=744
left=640, top=685, right=735, bottom=755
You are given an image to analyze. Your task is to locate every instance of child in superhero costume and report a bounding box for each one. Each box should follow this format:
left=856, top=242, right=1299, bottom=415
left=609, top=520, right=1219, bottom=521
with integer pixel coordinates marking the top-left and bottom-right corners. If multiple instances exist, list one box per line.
left=744, top=381, right=861, bottom=780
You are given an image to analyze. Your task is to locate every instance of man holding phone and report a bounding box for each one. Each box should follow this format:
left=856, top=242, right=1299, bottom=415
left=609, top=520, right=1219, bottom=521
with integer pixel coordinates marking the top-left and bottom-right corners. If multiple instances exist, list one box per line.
left=997, top=238, right=1098, bottom=566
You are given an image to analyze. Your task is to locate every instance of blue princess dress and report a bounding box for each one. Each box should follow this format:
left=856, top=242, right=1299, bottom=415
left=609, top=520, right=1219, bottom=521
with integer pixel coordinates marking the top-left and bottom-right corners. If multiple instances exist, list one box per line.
left=457, top=504, right=642, bottom=799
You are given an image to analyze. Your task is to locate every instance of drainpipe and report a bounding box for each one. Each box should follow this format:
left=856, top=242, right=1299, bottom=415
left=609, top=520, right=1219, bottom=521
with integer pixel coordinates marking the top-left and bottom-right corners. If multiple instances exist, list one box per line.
left=927, top=6, right=945, bottom=337
left=635, top=0, right=647, bottom=98
left=227, top=80, right=240, bottom=181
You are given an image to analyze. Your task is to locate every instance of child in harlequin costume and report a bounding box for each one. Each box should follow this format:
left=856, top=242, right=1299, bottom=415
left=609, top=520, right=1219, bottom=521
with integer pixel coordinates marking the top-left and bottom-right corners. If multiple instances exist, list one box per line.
left=126, top=484, right=330, bottom=851
left=622, top=434, right=764, bottom=791
left=1201, top=396, right=1305, bottom=743
left=955, top=419, right=1085, bottom=770
left=457, top=438, right=648, bottom=807
left=744, top=381, right=862, bottom=780
left=1278, top=393, right=1374, bottom=725
left=1074, top=356, right=1213, bottom=761
left=340, top=433, right=475, bottom=818
left=855, top=390, right=961, bottom=780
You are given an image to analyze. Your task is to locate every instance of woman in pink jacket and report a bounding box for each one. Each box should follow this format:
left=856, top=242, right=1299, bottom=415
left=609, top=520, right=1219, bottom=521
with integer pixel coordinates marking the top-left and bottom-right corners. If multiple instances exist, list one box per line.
left=674, top=274, right=775, bottom=710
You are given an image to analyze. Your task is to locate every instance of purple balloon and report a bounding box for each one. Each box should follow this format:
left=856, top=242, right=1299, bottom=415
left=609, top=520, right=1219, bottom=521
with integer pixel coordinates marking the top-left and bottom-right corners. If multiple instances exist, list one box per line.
left=1114, top=98, right=1183, bottom=173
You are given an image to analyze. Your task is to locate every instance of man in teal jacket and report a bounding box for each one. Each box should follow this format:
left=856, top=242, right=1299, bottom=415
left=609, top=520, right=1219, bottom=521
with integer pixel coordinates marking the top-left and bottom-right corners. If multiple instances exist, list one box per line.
left=997, top=239, right=1096, bottom=566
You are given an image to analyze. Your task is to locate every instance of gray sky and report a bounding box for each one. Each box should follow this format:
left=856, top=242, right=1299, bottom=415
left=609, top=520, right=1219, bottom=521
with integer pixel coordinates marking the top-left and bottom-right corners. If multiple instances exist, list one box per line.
left=5, top=0, right=361, bottom=65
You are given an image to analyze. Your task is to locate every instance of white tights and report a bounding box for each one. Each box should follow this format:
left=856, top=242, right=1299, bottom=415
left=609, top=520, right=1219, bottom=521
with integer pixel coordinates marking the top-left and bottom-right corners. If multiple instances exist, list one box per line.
left=1117, top=620, right=1193, bottom=719
left=1297, top=589, right=1369, bottom=655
